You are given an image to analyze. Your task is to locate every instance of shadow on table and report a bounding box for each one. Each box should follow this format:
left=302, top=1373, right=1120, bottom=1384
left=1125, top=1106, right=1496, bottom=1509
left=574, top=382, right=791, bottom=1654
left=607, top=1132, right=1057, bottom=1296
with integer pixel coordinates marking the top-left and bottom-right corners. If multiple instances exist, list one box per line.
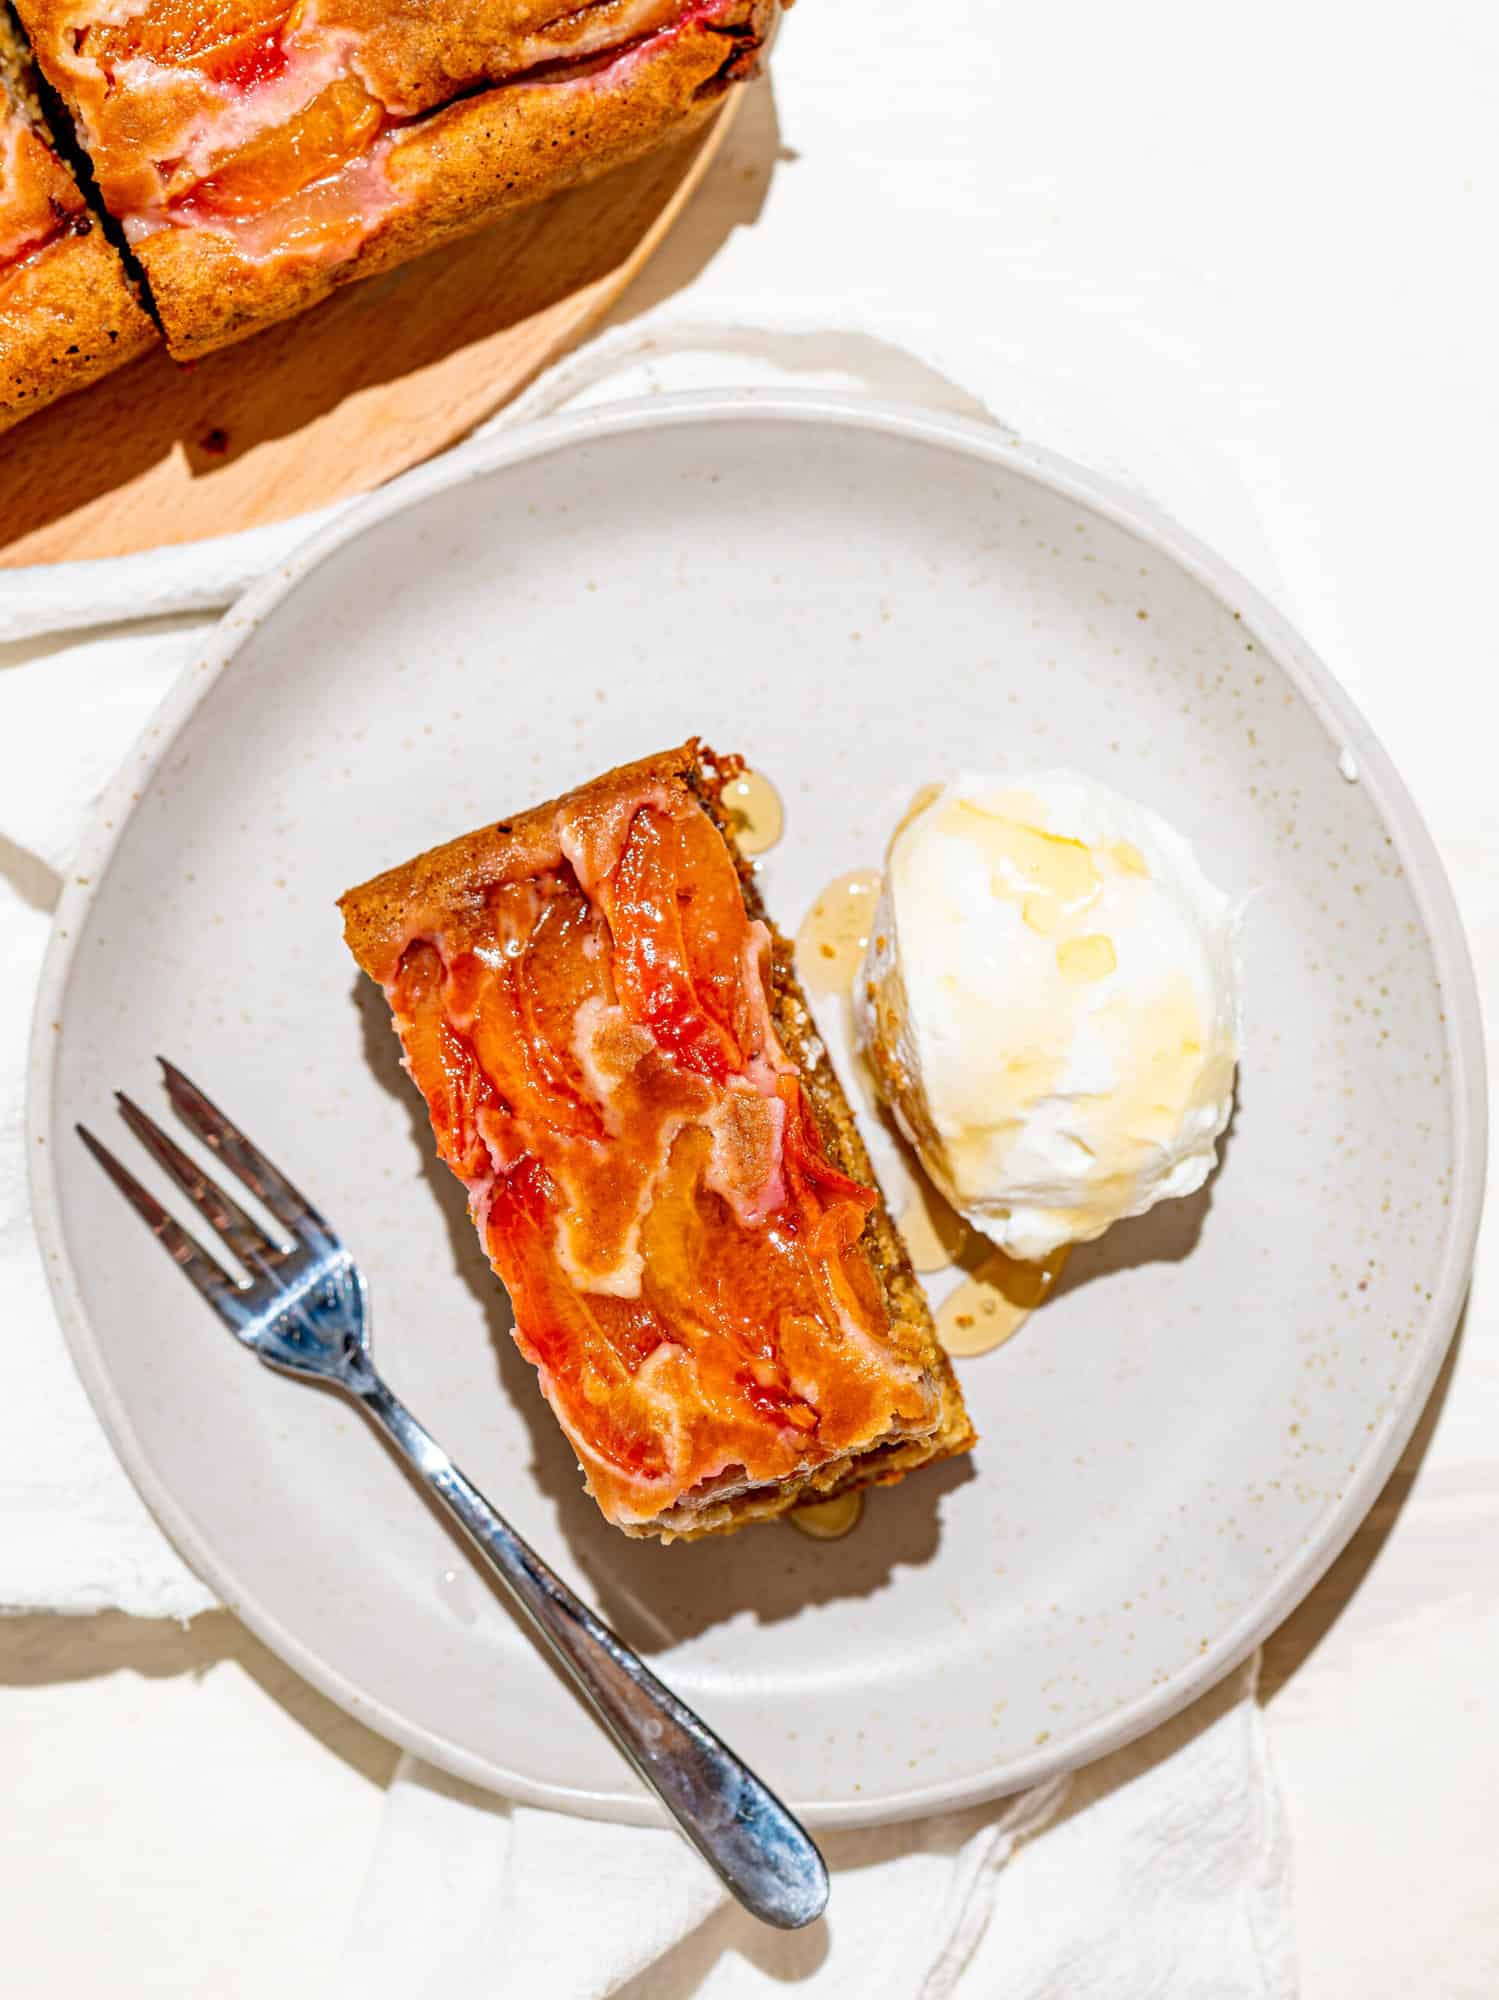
left=0, top=1608, right=399, bottom=1789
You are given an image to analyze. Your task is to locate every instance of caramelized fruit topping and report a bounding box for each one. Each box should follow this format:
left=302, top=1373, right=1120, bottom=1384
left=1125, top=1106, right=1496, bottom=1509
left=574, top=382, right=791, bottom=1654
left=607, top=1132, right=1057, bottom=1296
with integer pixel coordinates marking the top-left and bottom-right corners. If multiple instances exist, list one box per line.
left=87, top=0, right=294, bottom=83
left=386, top=790, right=930, bottom=1521
left=188, top=76, right=382, bottom=218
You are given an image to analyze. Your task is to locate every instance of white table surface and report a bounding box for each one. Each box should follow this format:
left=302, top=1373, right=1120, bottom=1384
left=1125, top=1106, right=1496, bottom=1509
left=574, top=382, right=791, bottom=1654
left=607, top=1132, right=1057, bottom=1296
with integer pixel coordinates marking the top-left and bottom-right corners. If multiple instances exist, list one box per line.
left=5, top=4, right=1498, bottom=1992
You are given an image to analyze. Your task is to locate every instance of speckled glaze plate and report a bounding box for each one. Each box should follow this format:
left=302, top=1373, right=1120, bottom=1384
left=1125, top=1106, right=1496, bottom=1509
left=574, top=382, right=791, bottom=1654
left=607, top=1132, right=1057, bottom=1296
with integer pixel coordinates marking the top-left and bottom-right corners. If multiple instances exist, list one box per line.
left=29, top=395, right=1485, bottom=1826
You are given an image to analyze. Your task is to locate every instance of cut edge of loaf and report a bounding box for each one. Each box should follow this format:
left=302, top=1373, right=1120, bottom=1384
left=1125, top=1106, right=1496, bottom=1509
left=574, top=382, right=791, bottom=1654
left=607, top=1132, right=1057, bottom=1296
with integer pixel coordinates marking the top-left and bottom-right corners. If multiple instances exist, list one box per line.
left=0, top=7, right=157, bottom=431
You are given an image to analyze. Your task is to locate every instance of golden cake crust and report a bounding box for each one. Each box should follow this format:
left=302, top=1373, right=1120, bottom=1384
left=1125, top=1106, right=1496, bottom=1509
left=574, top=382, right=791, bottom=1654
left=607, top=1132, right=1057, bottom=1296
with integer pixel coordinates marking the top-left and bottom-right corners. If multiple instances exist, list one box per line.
left=341, top=741, right=703, bottom=985
left=0, top=223, right=157, bottom=428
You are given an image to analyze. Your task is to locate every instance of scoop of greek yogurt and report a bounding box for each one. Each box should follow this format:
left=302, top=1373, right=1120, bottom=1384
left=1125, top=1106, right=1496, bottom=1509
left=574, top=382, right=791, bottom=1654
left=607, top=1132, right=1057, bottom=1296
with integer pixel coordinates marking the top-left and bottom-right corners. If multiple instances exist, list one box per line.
left=855, top=771, right=1241, bottom=1261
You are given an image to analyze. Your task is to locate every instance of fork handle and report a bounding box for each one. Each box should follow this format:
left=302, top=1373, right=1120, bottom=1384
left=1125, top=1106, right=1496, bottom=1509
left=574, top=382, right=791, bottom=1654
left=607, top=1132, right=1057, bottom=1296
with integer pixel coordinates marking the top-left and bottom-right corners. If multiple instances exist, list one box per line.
left=351, top=1374, right=829, bottom=1931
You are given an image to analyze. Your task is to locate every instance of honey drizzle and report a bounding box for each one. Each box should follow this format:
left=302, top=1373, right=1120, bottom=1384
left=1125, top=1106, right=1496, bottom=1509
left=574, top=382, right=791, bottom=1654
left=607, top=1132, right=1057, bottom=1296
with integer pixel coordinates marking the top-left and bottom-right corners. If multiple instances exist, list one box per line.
left=794, top=869, right=882, bottom=997
left=790, top=1489, right=865, bottom=1539
left=897, top=1181, right=973, bottom=1274
left=935, top=1245, right=1071, bottom=1356
left=721, top=769, right=784, bottom=857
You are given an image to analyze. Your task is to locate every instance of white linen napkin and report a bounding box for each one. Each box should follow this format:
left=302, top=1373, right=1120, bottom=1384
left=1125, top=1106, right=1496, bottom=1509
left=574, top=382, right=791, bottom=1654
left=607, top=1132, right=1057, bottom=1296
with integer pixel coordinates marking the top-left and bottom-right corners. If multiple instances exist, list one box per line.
left=338, top=1658, right=1292, bottom=2000
left=0, top=313, right=1297, bottom=1996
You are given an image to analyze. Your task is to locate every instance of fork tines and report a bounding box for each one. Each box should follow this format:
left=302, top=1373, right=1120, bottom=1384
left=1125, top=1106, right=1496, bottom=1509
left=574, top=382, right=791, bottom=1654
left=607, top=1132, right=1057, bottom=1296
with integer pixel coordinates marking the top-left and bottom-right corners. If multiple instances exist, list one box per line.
left=76, top=1118, right=244, bottom=1311
left=77, top=1060, right=323, bottom=1319
left=157, top=1059, right=326, bottom=1238
left=114, top=1090, right=275, bottom=1269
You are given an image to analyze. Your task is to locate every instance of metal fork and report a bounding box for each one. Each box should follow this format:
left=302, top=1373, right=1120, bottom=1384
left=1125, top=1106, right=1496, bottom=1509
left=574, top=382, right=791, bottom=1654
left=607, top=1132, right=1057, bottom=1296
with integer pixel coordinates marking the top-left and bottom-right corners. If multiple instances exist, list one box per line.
left=79, top=1059, right=829, bottom=1930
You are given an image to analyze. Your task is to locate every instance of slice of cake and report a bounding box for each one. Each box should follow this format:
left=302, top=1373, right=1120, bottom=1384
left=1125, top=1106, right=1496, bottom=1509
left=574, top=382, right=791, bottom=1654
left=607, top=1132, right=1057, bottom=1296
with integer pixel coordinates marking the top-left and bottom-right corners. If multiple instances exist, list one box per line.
left=14, top=0, right=778, bottom=359
left=340, top=742, right=974, bottom=1540
left=0, top=8, right=156, bottom=429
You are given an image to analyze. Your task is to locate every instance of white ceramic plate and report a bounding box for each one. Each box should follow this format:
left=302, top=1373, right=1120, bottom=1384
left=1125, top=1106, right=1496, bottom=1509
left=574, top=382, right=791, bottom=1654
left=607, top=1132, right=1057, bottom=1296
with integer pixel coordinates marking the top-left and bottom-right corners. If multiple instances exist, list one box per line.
left=30, top=395, right=1485, bottom=1827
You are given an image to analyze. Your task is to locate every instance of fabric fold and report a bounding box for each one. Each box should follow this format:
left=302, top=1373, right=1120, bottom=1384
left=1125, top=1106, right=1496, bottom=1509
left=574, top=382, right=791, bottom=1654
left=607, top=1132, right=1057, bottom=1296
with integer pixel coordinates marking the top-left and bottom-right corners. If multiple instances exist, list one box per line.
left=332, top=1660, right=1292, bottom=1999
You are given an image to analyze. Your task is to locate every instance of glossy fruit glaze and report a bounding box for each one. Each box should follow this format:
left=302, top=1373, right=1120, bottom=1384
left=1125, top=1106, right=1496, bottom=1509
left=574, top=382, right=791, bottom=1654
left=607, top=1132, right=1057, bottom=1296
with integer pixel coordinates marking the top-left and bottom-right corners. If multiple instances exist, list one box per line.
left=49, top=0, right=711, bottom=254
left=382, top=772, right=937, bottom=1528
left=0, top=109, right=85, bottom=272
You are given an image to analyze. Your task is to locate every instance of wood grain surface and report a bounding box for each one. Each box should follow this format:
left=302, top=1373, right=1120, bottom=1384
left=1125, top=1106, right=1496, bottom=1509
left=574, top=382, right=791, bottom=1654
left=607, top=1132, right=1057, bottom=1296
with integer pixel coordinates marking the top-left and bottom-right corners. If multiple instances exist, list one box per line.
left=0, top=101, right=733, bottom=568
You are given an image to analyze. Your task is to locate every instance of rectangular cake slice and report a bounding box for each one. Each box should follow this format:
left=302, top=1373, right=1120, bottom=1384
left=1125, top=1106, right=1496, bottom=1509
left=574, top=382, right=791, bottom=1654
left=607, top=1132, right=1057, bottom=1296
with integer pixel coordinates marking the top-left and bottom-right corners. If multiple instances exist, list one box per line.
left=340, top=742, right=974, bottom=1539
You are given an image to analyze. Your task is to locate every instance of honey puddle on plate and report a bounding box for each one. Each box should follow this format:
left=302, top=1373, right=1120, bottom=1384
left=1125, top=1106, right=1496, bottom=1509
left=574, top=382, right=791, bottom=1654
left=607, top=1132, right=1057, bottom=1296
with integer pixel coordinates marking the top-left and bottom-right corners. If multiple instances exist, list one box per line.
left=795, top=869, right=882, bottom=996
left=898, top=1183, right=1070, bottom=1355
left=898, top=1177, right=973, bottom=1274
left=722, top=769, right=784, bottom=857
left=936, top=1245, right=1071, bottom=1355
left=790, top=1490, right=865, bottom=1540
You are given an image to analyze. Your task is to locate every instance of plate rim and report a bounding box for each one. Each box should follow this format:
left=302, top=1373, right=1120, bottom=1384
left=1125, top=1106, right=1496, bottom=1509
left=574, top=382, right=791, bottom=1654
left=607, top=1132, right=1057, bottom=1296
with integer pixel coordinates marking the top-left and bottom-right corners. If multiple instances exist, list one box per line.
left=27, top=389, right=1489, bottom=1828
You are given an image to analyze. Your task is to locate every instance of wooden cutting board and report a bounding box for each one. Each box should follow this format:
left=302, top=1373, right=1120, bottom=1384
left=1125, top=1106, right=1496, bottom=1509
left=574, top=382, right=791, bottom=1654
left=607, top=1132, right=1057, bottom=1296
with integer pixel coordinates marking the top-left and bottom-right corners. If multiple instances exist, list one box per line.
left=0, top=101, right=733, bottom=568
